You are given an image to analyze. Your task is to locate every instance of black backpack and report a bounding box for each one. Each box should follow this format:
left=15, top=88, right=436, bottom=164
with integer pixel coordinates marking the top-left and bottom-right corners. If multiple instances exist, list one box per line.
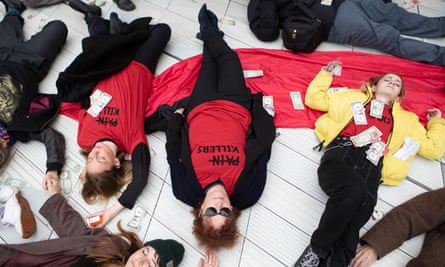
left=282, top=1, right=325, bottom=53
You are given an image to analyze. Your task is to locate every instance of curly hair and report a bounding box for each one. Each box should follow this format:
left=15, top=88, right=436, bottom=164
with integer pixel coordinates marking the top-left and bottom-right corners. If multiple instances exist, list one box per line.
left=80, top=150, right=132, bottom=205
left=0, top=145, right=10, bottom=169
left=192, top=206, right=241, bottom=249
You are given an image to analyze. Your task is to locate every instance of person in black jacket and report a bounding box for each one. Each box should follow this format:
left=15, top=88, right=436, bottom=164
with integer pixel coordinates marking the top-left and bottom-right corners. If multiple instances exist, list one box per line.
left=247, top=0, right=344, bottom=42
left=248, top=0, right=445, bottom=66
left=0, top=0, right=67, bottom=187
left=164, top=4, right=276, bottom=250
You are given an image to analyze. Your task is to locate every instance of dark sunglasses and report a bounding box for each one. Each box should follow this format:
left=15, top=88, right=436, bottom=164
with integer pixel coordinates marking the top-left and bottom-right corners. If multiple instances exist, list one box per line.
left=202, top=207, right=232, bottom=217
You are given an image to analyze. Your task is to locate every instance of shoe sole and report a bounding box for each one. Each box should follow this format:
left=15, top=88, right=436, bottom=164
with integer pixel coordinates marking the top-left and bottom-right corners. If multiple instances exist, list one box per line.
left=15, top=192, right=37, bottom=239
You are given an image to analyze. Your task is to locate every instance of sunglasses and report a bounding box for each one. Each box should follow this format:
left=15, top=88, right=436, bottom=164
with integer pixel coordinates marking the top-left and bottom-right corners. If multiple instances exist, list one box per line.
left=202, top=207, right=232, bottom=217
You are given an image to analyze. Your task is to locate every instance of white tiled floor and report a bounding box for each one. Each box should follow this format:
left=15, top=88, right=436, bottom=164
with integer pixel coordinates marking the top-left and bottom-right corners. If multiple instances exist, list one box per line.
left=1, top=0, right=445, bottom=266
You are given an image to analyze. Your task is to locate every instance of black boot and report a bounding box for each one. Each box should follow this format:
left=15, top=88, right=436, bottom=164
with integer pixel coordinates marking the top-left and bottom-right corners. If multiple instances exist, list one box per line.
left=113, top=0, right=135, bottom=11
left=109, top=12, right=127, bottom=34
left=66, top=0, right=101, bottom=17
left=1, top=0, right=26, bottom=14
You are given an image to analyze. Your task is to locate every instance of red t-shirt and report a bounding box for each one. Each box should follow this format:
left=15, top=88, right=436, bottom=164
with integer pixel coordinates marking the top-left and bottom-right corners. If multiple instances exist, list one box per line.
left=77, top=61, right=152, bottom=153
left=341, top=100, right=393, bottom=143
left=187, top=100, right=252, bottom=195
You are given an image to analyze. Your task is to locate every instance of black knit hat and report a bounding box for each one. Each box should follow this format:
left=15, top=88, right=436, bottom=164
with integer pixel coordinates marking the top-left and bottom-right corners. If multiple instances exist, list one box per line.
left=143, top=239, right=185, bottom=267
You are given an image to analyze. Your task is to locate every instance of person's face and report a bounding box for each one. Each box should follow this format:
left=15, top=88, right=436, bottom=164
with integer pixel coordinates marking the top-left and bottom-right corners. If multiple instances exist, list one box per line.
left=373, top=74, right=403, bottom=103
left=86, top=141, right=119, bottom=174
left=0, top=137, right=8, bottom=148
left=125, top=246, right=160, bottom=267
left=200, top=184, right=233, bottom=230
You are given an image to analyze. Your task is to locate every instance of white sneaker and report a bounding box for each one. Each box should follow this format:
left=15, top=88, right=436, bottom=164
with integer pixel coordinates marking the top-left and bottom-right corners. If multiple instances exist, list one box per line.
left=2, top=191, right=37, bottom=238
left=0, top=185, right=15, bottom=203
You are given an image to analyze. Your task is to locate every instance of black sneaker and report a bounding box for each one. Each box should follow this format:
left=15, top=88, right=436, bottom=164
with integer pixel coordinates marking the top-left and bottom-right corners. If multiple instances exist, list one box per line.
left=66, top=0, right=101, bottom=17
left=295, top=246, right=320, bottom=267
left=113, top=0, right=135, bottom=11
left=1, top=0, right=26, bottom=14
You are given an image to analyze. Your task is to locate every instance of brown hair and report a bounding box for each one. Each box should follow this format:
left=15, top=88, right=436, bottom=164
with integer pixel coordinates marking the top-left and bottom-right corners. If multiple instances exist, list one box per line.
left=80, top=150, right=132, bottom=205
left=0, top=145, right=10, bottom=169
left=87, top=221, right=143, bottom=266
left=192, top=206, right=241, bottom=249
left=366, top=73, right=406, bottom=100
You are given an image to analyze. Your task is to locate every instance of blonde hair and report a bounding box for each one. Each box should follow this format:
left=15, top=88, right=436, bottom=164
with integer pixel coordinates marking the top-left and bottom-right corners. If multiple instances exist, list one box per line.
left=80, top=149, right=132, bottom=205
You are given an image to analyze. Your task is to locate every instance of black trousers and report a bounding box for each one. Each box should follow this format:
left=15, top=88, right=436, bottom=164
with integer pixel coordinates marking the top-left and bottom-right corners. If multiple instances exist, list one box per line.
left=311, top=137, right=382, bottom=267
left=186, top=29, right=251, bottom=114
left=86, top=15, right=171, bottom=74
left=0, top=14, right=67, bottom=79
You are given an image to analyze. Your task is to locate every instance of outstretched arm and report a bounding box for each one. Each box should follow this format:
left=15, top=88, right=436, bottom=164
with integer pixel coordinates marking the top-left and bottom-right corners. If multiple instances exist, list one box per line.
left=40, top=176, right=108, bottom=237
left=29, top=127, right=65, bottom=173
left=29, top=127, right=65, bottom=188
left=360, top=188, right=445, bottom=259
left=415, top=108, right=445, bottom=160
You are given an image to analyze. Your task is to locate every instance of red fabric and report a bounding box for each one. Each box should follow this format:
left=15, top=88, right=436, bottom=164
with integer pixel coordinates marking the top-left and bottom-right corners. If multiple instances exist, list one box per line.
left=188, top=100, right=251, bottom=195
left=77, top=61, right=151, bottom=152
left=61, top=49, right=445, bottom=128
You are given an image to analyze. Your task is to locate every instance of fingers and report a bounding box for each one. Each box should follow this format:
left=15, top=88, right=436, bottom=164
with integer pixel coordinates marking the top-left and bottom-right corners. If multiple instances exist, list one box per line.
left=427, top=108, right=442, bottom=120
left=46, top=175, right=61, bottom=195
left=204, top=249, right=218, bottom=267
left=350, top=245, right=378, bottom=267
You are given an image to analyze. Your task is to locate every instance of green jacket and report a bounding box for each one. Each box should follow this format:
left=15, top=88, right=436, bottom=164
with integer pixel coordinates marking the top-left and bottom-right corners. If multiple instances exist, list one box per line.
left=305, top=70, right=445, bottom=185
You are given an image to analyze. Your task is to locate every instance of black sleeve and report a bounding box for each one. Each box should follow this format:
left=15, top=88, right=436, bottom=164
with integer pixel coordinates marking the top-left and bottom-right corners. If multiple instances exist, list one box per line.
left=166, top=113, right=185, bottom=159
left=230, top=93, right=275, bottom=209
left=165, top=113, right=203, bottom=207
left=231, top=153, right=269, bottom=209
left=244, top=93, right=276, bottom=168
left=247, top=0, right=280, bottom=41
left=118, top=142, right=150, bottom=209
left=28, top=127, right=66, bottom=173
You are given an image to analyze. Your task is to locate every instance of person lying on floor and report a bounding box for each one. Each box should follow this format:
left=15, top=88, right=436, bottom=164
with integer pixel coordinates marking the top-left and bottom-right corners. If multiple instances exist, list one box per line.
left=56, top=11, right=171, bottom=227
left=0, top=0, right=67, bottom=190
left=248, top=0, right=445, bottom=66
left=0, top=177, right=186, bottom=267
left=162, top=3, right=275, bottom=250
left=295, top=60, right=445, bottom=267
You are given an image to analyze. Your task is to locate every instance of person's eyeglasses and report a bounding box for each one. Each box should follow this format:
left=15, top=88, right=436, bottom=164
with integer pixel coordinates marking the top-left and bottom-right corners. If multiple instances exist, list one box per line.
left=202, top=207, right=232, bottom=217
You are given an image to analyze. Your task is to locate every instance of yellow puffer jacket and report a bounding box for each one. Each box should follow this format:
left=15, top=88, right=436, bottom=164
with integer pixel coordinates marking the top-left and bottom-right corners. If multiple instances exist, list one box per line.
left=305, top=70, right=445, bottom=185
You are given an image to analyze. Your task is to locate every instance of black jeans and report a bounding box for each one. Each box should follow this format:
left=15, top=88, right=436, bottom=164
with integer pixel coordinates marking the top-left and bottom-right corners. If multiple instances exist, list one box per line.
left=186, top=29, right=251, bottom=114
left=311, top=137, right=382, bottom=267
left=0, top=14, right=67, bottom=79
left=86, top=15, right=171, bottom=74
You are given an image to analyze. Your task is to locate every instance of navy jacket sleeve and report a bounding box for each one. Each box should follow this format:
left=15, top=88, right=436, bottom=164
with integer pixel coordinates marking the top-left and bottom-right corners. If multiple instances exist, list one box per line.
left=118, top=142, right=150, bottom=209
left=166, top=113, right=203, bottom=207
left=230, top=93, right=275, bottom=209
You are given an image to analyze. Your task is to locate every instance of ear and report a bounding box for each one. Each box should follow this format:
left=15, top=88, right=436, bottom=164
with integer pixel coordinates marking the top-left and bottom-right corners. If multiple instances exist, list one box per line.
left=114, top=158, right=121, bottom=169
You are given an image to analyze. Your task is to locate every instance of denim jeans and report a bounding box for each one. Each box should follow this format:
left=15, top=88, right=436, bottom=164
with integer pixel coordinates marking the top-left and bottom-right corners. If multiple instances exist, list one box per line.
left=311, top=137, right=382, bottom=267
left=328, top=0, right=445, bottom=66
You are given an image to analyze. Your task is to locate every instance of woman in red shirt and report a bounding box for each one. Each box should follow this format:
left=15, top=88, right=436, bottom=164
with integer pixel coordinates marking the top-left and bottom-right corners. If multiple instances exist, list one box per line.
left=165, top=5, right=275, bottom=250
left=57, top=13, right=171, bottom=227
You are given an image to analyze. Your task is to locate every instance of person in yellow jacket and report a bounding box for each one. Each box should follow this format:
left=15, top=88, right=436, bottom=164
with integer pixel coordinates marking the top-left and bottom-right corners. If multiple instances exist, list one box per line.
left=294, top=60, right=445, bottom=267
